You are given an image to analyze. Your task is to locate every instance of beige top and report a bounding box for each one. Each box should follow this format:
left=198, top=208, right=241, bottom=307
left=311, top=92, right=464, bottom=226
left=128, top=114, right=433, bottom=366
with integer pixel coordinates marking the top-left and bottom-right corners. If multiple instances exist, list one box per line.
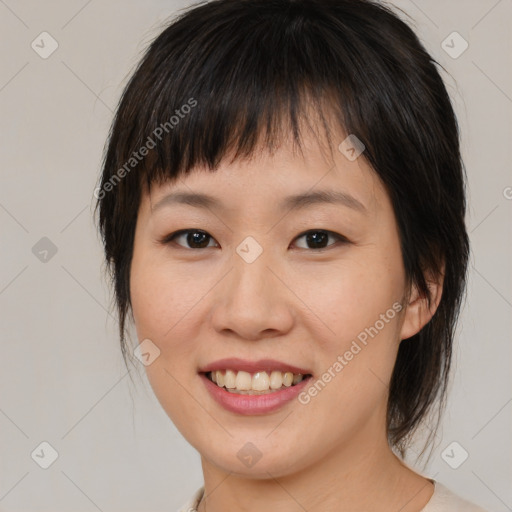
left=177, top=480, right=490, bottom=512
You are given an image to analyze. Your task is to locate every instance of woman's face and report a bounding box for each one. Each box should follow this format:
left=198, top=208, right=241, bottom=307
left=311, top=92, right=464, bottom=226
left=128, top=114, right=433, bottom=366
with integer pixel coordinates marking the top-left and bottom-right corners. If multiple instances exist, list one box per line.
left=130, top=129, right=428, bottom=478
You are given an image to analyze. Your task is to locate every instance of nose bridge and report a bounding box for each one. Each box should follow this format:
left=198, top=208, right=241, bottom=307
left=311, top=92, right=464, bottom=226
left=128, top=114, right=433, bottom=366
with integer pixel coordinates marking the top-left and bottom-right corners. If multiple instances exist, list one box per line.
left=231, top=236, right=277, bottom=313
left=211, top=236, right=293, bottom=339
left=235, top=238, right=272, bottom=295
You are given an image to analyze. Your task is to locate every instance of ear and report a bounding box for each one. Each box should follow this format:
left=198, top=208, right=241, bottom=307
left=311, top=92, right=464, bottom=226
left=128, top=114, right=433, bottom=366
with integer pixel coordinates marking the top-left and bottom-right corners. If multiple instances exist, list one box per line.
left=399, top=264, right=445, bottom=341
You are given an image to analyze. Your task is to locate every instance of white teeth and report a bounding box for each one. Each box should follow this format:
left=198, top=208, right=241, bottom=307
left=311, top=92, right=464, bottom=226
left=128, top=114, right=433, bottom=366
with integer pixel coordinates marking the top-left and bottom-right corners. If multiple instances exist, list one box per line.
left=235, top=371, right=252, bottom=390
left=252, top=371, right=270, bottom=391
left=283, top=372, right=293, bottom=386
left=269, top=371, right=283, bottom=389
left=208, top=369, right=307, bottom=393
left=224, top=369, right=236, bottom=389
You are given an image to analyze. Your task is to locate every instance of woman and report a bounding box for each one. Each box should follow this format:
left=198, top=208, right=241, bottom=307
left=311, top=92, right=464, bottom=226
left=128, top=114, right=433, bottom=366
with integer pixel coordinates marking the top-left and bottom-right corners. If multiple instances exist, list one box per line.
left=95, top=0, right=489, bottom=510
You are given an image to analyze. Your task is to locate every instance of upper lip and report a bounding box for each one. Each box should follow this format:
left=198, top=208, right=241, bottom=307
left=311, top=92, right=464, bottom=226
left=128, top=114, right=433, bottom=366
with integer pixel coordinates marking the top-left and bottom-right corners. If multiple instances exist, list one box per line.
left=199, top=358, right=312, bottom=375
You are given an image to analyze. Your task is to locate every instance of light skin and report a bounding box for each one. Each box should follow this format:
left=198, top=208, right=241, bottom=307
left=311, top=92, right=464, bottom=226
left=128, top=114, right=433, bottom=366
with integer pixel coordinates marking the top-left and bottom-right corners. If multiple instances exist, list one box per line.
left=129, top=123, right=443, bottom=511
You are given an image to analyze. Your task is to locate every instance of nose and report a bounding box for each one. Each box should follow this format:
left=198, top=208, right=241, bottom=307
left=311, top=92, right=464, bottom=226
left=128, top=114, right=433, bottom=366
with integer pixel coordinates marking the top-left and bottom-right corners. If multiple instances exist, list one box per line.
left=210, top=251, right=295, bottom=341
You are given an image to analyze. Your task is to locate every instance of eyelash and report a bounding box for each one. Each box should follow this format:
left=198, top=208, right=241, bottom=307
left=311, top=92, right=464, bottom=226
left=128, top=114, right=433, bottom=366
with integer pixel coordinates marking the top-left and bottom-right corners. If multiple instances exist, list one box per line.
left=159, top=229, right=350, bottom=252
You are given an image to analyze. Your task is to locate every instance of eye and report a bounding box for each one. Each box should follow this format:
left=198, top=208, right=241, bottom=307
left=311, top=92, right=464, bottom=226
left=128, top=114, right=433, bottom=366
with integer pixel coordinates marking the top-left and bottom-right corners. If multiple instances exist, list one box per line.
left=160, top=229, right=218, bottom=249
left=160, top=229, right=349, bottom=251
left=292, top=230, right=349, bottom=251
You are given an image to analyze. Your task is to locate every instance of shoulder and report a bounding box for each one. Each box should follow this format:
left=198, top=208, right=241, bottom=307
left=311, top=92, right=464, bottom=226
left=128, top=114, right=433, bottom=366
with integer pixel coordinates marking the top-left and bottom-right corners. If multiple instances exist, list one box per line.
left=422, top=481, right=490, bottom=512
left=176, top=486, right=204, bottom=512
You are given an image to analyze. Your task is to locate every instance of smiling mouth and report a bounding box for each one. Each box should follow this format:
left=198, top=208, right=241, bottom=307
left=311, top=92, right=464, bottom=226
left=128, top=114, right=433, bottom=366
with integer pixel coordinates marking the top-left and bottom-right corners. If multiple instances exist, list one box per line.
left=203, top=369, right=312, bottom=395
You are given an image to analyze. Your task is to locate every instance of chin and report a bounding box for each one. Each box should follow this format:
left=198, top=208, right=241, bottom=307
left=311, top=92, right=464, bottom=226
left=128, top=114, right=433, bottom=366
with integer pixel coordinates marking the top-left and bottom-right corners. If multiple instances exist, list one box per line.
left=199, top=441, right=309, bottom=479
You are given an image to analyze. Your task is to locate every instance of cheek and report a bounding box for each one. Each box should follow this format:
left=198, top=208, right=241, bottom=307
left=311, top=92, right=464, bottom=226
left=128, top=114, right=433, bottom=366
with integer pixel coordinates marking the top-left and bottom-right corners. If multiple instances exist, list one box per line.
left=129, top=249, right=215, bottom=379
left=291, top=251, right=404, bottom=347
left=129, top=252, right=204, bottom=428
left=291, top=245, right=405, bottom=406
left=293, top=269, right=403, bottom=439
left=130, top=250, right=195, bottom=340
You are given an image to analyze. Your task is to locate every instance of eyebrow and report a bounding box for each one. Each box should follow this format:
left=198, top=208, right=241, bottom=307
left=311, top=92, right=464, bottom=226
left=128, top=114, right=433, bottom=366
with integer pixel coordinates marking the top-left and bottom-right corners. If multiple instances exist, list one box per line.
left=152, top=189, right=367, bottom=214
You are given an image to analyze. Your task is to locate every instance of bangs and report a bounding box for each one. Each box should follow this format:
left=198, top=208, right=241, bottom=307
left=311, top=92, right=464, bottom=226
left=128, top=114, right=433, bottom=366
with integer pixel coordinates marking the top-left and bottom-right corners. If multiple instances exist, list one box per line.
left=142, top=83, right=345, bottom=192
left=106, top=0, right=401, bottom=192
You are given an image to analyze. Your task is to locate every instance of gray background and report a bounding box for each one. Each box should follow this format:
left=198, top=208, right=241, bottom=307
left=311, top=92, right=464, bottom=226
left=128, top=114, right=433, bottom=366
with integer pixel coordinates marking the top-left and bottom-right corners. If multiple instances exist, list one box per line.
left=0, top=0, right=511, bottom=511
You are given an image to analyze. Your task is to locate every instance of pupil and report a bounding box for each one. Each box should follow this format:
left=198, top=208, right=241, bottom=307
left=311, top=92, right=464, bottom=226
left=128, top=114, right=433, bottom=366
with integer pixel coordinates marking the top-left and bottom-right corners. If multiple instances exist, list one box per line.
left=188, top=231, right=209, bottom=248
left=307, top=231, right=328, bottom=249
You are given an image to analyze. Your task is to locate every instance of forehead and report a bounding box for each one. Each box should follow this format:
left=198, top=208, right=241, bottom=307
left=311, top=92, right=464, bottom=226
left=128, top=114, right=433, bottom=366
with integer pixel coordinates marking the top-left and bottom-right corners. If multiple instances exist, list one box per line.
left=145, top=129, right=384, bottom=219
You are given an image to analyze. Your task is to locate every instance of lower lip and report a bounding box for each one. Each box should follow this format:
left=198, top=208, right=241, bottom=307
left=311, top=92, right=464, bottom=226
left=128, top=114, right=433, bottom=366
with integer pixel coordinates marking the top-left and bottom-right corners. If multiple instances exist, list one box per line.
left=200, top=373, right=312, bottom=415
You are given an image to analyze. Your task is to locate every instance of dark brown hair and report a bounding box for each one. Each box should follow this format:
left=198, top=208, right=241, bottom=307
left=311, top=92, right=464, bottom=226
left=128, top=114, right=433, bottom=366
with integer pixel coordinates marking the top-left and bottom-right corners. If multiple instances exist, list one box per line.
left=94, top=0, right=470, bottom=459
